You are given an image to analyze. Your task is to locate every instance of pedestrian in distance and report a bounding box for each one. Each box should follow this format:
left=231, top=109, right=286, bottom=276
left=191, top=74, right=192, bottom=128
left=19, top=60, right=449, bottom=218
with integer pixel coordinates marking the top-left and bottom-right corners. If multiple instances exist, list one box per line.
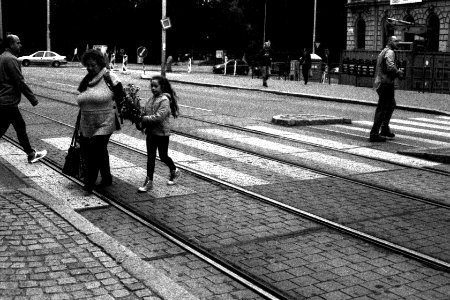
left=299, top=48, right=312, bottom=85
left=260, top=41, right=272, bottom=87
left=137, top=75, right=180, bottom=193
left=369, top=35, right=403, bottom=143
left=77, top=49, right=124, bottom=194
left=0, top=34, right=47, bottom=163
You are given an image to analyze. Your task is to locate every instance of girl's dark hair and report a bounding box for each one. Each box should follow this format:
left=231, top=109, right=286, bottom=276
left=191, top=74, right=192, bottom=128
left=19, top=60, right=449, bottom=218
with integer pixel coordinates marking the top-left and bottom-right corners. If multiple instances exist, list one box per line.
left=152, top=75, right=179, bottom=118
left=81, top=49, right=107, bottom=68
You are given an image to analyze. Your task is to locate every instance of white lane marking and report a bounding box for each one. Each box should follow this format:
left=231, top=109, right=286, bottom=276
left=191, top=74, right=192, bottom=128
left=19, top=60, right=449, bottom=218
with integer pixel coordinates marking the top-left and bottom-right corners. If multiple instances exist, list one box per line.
left=346, top=148, right=440, bottom=167
left=112, top=133, right=270, bottom=186
left=439, top=116, right=450, bottom=120
left=46, top=81, right=78, bottom=88
left=179, top=104, right=212, bottom=112
left=199, top=128, right=387, bottom=174
left=197, top=129, right=309, bottom=153
left=0, top=142, right=108, bottom=210
left=390, top=119, right=450, bottom=131
left=354, top=121, right=450, bottom=139
left=245, top=125, right=357, bottom=150
left=42, top=137, right=195, bottom=197
left=171, top=135, right=325, bottom=180
left=333, top=125, right=450, bottom=146
left=412, top=118, right=450, bottom=126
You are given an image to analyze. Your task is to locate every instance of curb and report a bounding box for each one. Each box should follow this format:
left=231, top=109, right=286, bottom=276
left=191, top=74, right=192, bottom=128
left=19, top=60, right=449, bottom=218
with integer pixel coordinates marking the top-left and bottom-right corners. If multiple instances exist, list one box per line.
left=19, top=187, right=199, bottom=300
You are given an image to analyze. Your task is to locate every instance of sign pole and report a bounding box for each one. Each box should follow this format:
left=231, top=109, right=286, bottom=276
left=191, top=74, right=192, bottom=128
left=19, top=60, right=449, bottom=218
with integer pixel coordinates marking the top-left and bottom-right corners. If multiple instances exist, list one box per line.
left=161, top=0, right=166, bottom=77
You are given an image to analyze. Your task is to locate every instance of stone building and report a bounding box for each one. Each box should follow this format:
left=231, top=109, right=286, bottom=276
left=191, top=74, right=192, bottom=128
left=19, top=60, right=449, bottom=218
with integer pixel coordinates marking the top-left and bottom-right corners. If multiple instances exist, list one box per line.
left=341, top=0, right=450, bottom=93
left=346, top=0, right=450, bottom=52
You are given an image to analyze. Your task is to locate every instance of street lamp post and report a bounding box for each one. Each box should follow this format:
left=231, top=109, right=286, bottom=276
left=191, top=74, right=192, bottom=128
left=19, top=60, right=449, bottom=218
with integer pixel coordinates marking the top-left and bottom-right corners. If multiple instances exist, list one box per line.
left=263, top=0, right=267, bottom=45
left=47, top=0, right=51, bottom=51
left=312, top=0, right=317, bottom=54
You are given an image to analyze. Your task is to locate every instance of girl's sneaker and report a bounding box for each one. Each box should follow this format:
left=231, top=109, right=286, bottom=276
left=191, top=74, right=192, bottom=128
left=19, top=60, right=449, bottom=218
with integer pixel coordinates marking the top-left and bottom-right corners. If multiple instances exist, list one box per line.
left=167, top=168, right=180, bottom=185
left=138, top=177, right=153, bottom=192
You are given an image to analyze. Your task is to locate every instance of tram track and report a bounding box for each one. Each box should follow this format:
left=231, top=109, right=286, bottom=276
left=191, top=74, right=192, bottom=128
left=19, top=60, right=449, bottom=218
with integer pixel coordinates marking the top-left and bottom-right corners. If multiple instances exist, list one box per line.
left=1, top=82, right=450, bottom=299
left=11, top=93, right=450, bottom=272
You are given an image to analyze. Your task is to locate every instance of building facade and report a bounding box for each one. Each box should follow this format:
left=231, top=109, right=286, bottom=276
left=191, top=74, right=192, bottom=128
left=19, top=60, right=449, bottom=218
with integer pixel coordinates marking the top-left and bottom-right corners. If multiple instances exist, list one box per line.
left=346, top=0, right=450, bottom=52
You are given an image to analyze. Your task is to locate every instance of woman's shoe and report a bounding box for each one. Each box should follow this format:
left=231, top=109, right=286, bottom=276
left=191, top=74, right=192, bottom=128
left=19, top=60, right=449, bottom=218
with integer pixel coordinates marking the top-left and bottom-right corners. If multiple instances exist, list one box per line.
left=167, top=168, right=180, bottom=185
left=138, top=177, right=153, bottom=192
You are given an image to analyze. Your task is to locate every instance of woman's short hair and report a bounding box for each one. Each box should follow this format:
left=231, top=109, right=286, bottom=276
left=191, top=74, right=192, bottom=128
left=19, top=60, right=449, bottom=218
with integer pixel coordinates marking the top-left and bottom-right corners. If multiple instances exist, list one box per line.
left=81, top=49, right=106, bottom=68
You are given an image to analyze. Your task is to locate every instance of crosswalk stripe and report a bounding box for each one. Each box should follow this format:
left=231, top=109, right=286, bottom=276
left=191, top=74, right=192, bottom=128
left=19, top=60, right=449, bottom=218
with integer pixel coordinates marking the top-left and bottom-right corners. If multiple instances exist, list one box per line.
left=112, top=133, right=270, bottom=186
left=42, top=137, right=196, bottom=197
left=245, top=125, right=357, bottom=150
left=333, top=125, right=450, bottom=146
left=412, top=117, right=450, bottom=126
left=171, top=135, right=326, bottom=180
left=0, top=141, right=108, bottom=210
left=438, top=116, right=450, bottom=120
left=390, top=119, right=450, bottom=131
left=353, top=120, right=450, bottom=138
left=198, top=128, right=387, bottom=174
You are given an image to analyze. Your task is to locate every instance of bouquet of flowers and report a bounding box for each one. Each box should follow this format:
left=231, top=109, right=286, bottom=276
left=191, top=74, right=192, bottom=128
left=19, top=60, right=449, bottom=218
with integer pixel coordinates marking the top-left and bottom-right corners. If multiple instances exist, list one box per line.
left=119, top=84, right=144, bottom=127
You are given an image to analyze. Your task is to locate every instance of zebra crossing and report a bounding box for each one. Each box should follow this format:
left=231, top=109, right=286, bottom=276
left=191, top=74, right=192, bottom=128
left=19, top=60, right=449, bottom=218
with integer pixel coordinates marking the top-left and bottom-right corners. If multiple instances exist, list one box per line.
left=0, top=116, right=447, bottom=210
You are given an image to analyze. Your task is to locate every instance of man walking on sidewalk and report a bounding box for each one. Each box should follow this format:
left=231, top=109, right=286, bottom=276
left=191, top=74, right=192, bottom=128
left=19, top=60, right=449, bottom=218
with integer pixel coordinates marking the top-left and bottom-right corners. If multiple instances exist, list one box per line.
left=0, top=34, right=47, bottom=163
left=369, top=35, right=403, bottom=142
left=260, top=41, right=272, bottom=87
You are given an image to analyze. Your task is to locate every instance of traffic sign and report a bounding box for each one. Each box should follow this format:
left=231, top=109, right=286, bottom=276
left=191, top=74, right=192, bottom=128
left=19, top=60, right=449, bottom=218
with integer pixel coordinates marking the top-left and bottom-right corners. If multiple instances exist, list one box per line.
left=137, top=46, right=148, bottom=58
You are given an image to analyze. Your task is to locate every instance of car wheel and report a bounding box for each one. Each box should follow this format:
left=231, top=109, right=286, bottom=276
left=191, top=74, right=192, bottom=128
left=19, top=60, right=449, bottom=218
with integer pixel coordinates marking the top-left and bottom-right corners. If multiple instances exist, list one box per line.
left=52, top=61, right=61, bottom=67
left=22, top=60, right=30, bottom=67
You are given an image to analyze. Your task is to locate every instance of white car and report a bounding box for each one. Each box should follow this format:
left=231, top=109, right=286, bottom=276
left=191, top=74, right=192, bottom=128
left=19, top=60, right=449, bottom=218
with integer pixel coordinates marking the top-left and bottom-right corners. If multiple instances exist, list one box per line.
left=18, top=51, right=67, bottom=67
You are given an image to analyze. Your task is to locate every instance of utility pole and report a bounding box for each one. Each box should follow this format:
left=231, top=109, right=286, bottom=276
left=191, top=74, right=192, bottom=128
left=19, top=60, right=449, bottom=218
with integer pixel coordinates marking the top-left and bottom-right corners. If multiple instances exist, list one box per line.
left=161, top=0, right=166, bottom=77
left=263, top=0, right=267, bottom=45
left=46, top=0, right=51, bottom=51
left=0, top=0, right=3, bottom=40
left=312, top=0, right=317, bottom=54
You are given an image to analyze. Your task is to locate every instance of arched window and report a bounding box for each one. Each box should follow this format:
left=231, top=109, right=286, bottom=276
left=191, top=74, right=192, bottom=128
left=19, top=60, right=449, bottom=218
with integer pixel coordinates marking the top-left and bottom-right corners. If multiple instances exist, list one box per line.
left=427, top=14, right=439, bottom=51
left=404, top=15, right=415, bottom=43
left=382, top=18, right=395, bottom=48
left=356, top=18, right=366, bottom=49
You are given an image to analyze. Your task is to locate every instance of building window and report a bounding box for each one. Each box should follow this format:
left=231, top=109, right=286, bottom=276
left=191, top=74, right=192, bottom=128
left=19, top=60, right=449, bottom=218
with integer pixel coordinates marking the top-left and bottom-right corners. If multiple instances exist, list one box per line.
left=427, top=14, right=439, bottom=51
left=356, top=18, right=366, bottom=49
left=404, top=15, right=415, bottom=43
left=382, top=18, right=395, bottom=48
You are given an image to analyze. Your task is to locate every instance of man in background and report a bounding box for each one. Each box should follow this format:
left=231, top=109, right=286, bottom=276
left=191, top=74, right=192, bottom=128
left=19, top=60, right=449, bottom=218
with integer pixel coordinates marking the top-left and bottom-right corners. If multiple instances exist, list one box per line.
left=0, top=34, right=47, bottom=163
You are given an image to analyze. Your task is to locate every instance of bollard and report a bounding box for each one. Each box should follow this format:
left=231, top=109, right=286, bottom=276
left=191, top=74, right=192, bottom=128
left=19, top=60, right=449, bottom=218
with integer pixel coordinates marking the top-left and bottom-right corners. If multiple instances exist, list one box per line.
left=187, top=58, right=192, bottom=73
left=233, top=60, right=237, bottom=76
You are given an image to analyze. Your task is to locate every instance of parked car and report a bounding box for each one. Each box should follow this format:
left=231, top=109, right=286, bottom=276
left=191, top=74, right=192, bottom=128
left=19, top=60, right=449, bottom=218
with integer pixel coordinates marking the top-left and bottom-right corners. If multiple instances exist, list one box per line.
left=212, top=59, right=249, bottom=75
left=17, top=51, right=67, bottom=67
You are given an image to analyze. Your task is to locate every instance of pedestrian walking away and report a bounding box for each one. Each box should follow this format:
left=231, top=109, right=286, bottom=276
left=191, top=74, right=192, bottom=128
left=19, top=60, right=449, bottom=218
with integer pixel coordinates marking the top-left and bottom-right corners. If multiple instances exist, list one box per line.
left=369, top=35, right=403, bottom=143
left=260, top=41, right=272, bottom=87
left=77, top=49, right=124, bottom=194
left=0, top=34, right=47, bottom=163
left=299, top=48, right=312, bottom=85
left=137, top=75, right=180, bottom=193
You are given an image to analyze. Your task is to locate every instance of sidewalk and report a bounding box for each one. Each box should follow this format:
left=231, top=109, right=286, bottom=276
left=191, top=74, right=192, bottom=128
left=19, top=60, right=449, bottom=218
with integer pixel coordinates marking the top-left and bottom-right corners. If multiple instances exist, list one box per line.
left=0, top=156, right=198, bottom=299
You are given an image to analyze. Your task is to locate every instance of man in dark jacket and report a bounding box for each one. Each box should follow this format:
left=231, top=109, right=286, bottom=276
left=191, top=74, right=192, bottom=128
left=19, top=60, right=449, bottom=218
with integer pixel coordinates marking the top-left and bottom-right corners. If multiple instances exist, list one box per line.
left=260, top=41, right=272, bottom=87
left=299, top=48, right=312, bottom=84
left=369, top=35, right=403, bottom=142
left=0, top=34, right=47, bottom=163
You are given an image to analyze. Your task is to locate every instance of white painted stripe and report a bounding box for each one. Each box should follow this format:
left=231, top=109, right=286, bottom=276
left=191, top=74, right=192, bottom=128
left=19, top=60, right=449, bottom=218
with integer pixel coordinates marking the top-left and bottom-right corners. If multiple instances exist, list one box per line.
left=245, top=125, right=357, bottom=150
left=354, top=120, right=450, bottom=138
left=291, top=151, right=387, bottom=173
left=111, top=133, right=270, bottom=186
left=171, top=135, right=325, bottom=180
left=42, top=137, right=196, bottom=197
left=346, top=148, right=440, bottom=167
left=439, top=116, right=450, bottom=120
left=198, top=128, right=309, bottom=153
left=412, top=118, right=450, bottom=126
left=0, top=142, right=108, bottom=210
left=199, top=128, right=386, bottom=174
left=179, top=104, right=212, bottom=112
left=333, top=125, right=450, bottom=146
left=390, top=119, right=450, bottom=131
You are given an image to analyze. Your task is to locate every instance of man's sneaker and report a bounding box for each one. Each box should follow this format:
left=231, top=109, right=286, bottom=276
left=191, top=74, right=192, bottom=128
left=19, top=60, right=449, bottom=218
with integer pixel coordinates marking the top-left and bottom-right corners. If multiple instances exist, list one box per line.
left=380, top=131, right=395, bottom=139
left=167, top=168, right=180, bottom=185
left=369, top=135, right=387, bottom=142
left=28, top=150, right=47, bottom=164
left=138, top=177, right=153, bottom=193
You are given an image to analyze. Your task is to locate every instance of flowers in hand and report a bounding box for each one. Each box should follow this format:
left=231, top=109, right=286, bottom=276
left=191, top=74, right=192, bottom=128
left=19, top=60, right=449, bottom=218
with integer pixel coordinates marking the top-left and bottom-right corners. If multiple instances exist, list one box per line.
left=119, top=84, right=143, bottom=125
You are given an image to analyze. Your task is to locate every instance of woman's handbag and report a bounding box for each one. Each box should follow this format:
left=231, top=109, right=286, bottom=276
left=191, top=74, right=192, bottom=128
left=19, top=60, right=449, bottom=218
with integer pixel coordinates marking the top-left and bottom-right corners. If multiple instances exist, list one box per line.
left=62, top=112, right=84, bottom=178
